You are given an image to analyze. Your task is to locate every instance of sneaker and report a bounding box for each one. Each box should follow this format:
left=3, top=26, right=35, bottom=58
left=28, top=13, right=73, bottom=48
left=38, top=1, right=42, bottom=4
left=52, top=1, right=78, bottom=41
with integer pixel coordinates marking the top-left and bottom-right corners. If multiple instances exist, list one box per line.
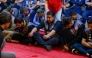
left=34, top=42, right=40, bottom=46
left=89, top=55, right=92, bottom=58
left=71, top=48, right=78, bottom=54
left=44, top=45, right=52, bottom=51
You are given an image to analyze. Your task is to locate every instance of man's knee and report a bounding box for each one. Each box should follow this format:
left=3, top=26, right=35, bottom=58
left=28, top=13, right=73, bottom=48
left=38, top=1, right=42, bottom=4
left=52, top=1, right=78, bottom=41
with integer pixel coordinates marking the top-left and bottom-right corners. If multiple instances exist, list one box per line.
left=1, top=52, right=16, bottom=58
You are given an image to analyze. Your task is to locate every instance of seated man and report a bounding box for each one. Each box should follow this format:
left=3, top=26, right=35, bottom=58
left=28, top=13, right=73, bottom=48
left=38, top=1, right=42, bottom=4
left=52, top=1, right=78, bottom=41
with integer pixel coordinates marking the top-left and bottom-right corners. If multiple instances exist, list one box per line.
left=71, top=17, right=92, bottom=58
left=11, top=17, right=35, bottom=45
left=33, top=8, right=45, bottom=26
left=28, top=11, right=62, bottom=51
left=62, top=17, right=84, bottom=51
left=69, top=10, right=84, bottom=24
left=82, top=0, right=92, bottom=24
left=0, top=10, right=16, bottom=58
left=63, top=0, right=85, bottom=17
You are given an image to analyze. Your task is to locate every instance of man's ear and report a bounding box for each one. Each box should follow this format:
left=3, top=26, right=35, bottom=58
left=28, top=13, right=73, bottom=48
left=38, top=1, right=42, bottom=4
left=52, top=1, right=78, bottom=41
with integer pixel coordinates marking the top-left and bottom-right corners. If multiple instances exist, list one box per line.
left=23, top=20, right=27, bottom=27
left=8, top=22, right=12, bottom=28
left=21, top=22, right=24, bottom=26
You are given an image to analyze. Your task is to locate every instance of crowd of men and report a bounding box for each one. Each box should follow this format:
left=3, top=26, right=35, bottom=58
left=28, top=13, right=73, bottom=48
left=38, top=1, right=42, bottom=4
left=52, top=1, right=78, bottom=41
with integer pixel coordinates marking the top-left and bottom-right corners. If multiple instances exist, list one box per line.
left=0, top=0, right=92, bottom=58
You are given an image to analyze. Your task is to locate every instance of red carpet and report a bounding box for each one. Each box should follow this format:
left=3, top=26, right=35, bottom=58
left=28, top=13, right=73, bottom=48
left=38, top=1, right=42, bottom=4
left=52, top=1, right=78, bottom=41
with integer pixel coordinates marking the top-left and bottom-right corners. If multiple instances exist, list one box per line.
left=2, top=42, right=88, bottom=58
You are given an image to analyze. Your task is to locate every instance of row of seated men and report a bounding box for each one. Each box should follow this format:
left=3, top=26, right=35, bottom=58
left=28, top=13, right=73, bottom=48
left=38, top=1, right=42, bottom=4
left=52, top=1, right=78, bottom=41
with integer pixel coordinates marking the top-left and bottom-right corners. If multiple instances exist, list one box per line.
left=2, top=10, right=92, bottom=58
left=1, top=0, right=92, bottom=58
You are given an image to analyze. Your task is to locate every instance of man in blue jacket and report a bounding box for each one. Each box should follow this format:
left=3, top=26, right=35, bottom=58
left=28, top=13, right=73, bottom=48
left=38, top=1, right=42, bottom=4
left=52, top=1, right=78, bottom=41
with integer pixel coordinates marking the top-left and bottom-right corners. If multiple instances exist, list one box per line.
left=82, top=0, right=92, bottom=24
left=63, top=0, right=85, bottom=17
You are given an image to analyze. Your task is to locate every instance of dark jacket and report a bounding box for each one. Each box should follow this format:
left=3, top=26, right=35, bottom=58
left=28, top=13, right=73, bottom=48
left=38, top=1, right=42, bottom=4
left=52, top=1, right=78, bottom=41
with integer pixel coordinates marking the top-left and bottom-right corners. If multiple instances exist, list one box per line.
left=0, top=26, right=4, bottom=57
left=62, top=20, right=84, bottom=47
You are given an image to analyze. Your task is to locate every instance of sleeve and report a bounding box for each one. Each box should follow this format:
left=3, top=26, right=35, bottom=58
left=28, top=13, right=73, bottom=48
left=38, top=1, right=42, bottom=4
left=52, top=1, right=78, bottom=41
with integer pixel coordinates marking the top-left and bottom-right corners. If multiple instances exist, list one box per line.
left=83, top=31, right=87, bottom=39
left=22, top=0, right=26, bottom=6
left=52, top=21, right=62, bottom=32
left=76, top=0, right=85, bottom=6
left=28, top=25, right=35, bottom=33
left=85, top=0, right=89, bottom=2
left=33, top=14, right=40, bottom=26
left=36, top=22, right=44, bottom=30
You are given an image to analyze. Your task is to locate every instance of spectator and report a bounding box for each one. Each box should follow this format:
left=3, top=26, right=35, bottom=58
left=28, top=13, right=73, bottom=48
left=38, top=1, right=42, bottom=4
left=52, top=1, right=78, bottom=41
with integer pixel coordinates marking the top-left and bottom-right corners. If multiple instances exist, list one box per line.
left=0, top=10, right=16, bottom=58
left=71, top=17, right=92, bottom=58
left=62, top=17, right=84, bottom=51
left=82, top=0, right=92, bottom=24
left=28, top=11, right=62, bottom=51
left=33, top=8, right=45, bottom=26
left=63, top=0, right=85, bottom=17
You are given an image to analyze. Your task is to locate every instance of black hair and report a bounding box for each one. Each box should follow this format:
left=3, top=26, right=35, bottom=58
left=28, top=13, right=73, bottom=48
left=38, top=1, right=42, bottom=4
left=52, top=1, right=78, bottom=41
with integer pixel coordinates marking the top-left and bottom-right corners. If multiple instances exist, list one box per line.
left=14, top=17, right=23, bottom=24
left=62, top=17, right=72, bottom=25
left=87, top=17, right=92, bottom=24
left=70, top=10, right=77, bottom=16
left=0, top=11, right=11, bottom=25
left=23, top=7, right=29, bottom=12
left=46, top=11, right=55, bottom=17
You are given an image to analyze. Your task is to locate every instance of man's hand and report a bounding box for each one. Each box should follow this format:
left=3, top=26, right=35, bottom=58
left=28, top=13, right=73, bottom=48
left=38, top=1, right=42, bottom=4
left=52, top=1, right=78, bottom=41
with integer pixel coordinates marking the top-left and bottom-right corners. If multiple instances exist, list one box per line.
left=23, top=26, right=28, bottom=34
left=63, top=45, right=69, bottom=51
left=0, top=0, right=7, bottom=2
left=87, top=42, right=92, bottom=47
left=43, top=35, right=50, bottom=40
left=36, top=1, right=41, bottom=6
left=63, top=5, right=66, bottom=10
left=28, top=33, right=33, bottom=37
left=15, top=0, right=23, bottom=3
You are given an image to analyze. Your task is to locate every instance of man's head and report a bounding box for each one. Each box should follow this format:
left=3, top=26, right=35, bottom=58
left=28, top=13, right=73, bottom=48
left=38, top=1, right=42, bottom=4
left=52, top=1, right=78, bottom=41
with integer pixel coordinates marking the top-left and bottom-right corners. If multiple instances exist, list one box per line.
left=62, top=17, right=74, bottom=28
left=37, top=8, right=44, bottom=17
left=70, top=11, right=77, bottom=20
left=46, top=11, right=55, bottom=23
left=0, top=11, right=12, bottom=29
left=23, top=8, right=29, bottom=16
left=88, top=17, right=92, bottom=31
left=6, top=5, right=13, bottom=14
left=14, top=17, right=24, bottom=28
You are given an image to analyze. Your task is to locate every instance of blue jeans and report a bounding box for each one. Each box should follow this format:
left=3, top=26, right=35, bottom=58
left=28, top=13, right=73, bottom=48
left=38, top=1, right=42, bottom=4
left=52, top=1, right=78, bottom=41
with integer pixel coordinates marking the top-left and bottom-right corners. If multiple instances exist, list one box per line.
left=72, top=43, right=92, bottom=55
left=82, top=10, right=92, bottom=24
left=33, top=32, right=60, bottom=46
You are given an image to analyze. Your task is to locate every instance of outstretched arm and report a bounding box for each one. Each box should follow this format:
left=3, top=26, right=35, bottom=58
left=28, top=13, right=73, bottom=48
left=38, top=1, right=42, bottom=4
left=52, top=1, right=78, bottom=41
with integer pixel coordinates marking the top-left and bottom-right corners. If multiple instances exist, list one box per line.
left=82, top=38, right=92, bottom=48
left=0, top=0, right=7, bottom=2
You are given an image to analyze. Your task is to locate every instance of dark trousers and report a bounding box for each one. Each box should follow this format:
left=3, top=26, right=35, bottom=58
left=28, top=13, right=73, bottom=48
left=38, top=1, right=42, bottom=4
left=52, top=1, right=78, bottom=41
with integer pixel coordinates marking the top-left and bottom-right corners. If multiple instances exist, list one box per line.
left=33, top=32, right=60, bottom=46
left=12, top=33, right=34, bottom=44
left=71, top=43, right=92, bottom=55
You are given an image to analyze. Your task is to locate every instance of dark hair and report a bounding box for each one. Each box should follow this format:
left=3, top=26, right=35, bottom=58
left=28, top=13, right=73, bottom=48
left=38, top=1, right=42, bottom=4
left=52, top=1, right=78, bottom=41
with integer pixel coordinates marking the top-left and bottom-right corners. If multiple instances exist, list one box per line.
left=46, top=11, right=55, bottom=17
left=23, top=7, right=29, bottom=12
left=70, top=10, right=77, bottom=16
left=0, top=11, right=11, bottom=25
left=14, top=17, right=23, bottom=24
left=87, top=17, right=92, bottom=24
left=62, top=17, right=72, bottom=25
